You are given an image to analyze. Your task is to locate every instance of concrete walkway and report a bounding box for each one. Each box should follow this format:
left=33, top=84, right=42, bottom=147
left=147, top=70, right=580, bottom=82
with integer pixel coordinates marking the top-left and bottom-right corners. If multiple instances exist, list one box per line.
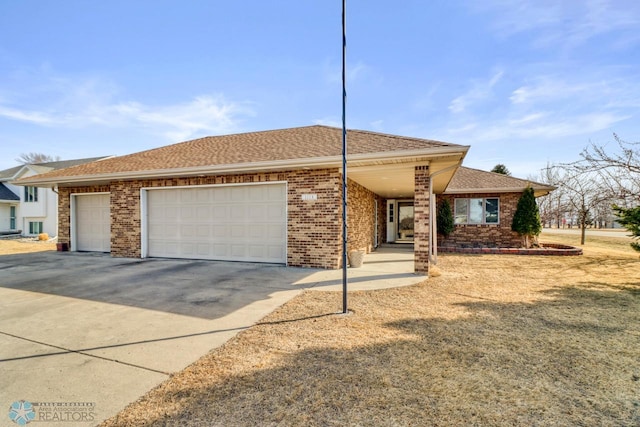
left=0, top=246, right=420, bottom=426
left=296, top=244, right=422, bottom=291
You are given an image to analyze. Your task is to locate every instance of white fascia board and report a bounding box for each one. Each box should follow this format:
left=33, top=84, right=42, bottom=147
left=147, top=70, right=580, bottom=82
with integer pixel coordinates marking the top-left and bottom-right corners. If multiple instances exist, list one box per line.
left=444, top=187, right=529, bottom=194
left=445, top=186, right=555, bottom=195
left=19, top=146, right=470, bottom=186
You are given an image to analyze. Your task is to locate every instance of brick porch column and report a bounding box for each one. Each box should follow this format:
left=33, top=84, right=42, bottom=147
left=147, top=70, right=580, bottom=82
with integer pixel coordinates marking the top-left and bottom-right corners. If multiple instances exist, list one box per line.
left=414, top=165, right=430, bottom=275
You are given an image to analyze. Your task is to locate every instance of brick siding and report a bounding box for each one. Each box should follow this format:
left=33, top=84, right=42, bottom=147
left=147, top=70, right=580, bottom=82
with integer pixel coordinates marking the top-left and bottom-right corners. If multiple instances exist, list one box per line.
left=58, top=169, right=348, bottom=269
left=347, top=178, right=381, bottom=256
left=437, top=192, right=523, bottom=248
left=414, top=165, right=430, bottom=275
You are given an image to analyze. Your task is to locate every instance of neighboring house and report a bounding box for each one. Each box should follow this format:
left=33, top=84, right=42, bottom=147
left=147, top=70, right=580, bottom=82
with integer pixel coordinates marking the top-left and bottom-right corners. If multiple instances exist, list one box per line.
left=17, top=126, right=554, bottom=275
left=0, top=157, right=109, bottom=237
left=437, top=167, right=555, bottom=248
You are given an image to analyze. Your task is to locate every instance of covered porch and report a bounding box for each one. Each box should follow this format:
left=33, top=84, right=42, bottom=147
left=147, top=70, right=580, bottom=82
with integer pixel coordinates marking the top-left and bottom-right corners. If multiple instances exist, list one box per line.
left=347, top=150, right=466, bottom=275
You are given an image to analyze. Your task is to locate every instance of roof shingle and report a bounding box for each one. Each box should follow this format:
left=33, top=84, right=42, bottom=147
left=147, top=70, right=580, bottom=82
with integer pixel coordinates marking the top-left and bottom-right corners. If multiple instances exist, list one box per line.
left=0, top=156, right=110, bottom=181
left=19, top=126, right=463, bottom=182
left=445, top=167, right=555, bottom=195
left=0, top=183, right=19, bottom=201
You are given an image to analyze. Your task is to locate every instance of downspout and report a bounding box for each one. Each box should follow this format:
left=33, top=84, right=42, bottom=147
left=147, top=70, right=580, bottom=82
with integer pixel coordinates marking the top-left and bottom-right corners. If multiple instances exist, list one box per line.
left=429, top=165, right=460, bottom=265
left=51, top=185, right=59, bottom=239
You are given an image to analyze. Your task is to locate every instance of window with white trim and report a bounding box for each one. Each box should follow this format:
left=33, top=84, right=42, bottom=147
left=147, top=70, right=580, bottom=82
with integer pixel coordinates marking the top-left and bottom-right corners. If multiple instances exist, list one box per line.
left=24, top=186, right=38, bottom=202
left=29, top=221, right=43, bottom=234
left=454, top=198, right=499, bottom=225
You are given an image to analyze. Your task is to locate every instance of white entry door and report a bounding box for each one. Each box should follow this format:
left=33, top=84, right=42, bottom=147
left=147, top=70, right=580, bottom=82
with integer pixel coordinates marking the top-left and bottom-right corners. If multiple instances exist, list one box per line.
left=146, top=183, right=287, bottom=263
left=75, top=194, right=111, bottom=252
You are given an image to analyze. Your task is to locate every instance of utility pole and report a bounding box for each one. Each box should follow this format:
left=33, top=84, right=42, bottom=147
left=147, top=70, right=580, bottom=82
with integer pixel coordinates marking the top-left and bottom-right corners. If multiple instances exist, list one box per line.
left=341, top=0, right=348, bottom=314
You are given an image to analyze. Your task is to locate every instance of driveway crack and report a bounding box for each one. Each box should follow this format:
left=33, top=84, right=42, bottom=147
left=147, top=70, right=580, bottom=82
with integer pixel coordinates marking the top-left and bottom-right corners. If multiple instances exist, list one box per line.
left=0, top=330, right=171, bottom=376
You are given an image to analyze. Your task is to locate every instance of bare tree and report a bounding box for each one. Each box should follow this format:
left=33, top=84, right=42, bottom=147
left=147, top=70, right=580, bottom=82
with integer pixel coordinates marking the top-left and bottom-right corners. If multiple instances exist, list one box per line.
left=578, top=134, right=640, bottom=205
left=552, top=165, right=614, bottom=244
left=16, top=153, right=61, bottom=164
left=535, top=163, right=569, bottom=228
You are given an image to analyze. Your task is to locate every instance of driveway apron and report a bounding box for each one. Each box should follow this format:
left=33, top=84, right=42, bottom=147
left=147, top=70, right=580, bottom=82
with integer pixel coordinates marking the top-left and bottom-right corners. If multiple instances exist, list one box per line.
left=0, top=247, right=421, bottom=425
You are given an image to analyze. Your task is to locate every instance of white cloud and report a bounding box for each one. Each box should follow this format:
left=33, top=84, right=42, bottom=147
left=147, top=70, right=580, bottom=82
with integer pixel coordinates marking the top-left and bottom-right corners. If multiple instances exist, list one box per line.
left=0, top=73, right=254, bottom=142
left=509, top=78, right=590, bottom=105
left=0, top=106, right=55, bottom=124
left=313, top=117, right=342, bottom=128
left=476, top=0, right=640, bottom=49
left=447, top=111, right=629, bottom=142
left=448, top=70, right=504, bottom=114
left=323, top=59, right=380, bottom=87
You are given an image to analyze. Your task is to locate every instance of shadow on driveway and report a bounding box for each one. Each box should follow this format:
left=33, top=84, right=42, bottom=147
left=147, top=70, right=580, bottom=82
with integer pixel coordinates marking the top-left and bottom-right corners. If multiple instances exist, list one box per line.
left=0, top=251, right=315, bottom=320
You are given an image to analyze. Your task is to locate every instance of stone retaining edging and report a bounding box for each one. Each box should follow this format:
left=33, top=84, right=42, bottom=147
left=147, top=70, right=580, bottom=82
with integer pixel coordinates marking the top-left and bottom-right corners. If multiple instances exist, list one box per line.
left=438, top=243, right=582, bottom=256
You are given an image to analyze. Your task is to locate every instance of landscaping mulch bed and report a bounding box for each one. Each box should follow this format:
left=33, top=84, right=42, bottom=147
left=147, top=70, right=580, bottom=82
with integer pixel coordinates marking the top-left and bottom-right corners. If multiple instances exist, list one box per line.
left=100, top=242, right=640, bottom=426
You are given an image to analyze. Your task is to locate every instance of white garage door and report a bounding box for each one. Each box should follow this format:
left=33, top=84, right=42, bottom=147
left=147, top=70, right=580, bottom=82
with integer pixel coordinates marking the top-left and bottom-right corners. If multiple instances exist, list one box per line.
left=146, top=183, right=287, bottom=263
left=75, top=194, right=111, bottom=252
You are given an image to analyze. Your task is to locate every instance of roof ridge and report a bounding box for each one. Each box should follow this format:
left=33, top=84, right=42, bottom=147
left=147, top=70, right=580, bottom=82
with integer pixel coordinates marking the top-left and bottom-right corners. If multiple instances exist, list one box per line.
left=347, top=128, right=451, bottom=146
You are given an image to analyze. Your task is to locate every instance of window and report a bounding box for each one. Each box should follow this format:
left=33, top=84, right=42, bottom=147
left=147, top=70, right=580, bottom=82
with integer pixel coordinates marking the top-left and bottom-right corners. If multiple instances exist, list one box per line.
left=485, top=198, right=499, bottom=224
left=24, top=186, right=38, bottom=202
left=454, top=198, right=500, bottom=225
left=9, top=206, right=16, bottom=230
left=454, top=199, right=468, bottom=224
left=29, top=221, right=43, bottom=234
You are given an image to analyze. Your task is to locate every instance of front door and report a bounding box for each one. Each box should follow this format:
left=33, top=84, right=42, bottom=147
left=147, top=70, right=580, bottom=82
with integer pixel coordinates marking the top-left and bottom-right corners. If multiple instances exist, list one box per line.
left=397, top=202, right=414, bottom=241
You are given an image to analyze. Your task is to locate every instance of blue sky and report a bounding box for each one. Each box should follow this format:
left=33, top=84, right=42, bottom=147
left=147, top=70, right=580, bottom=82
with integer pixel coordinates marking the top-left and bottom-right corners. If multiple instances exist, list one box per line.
left=1, top=0, right=638, bottom=178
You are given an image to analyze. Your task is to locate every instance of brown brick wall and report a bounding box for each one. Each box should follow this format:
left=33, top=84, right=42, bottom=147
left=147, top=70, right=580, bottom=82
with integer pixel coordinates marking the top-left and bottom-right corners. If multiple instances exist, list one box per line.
left=347, top=178, right=380, bottom=255
left=414, top=166, right=430, bottom=275
left=377, top=197, right=386, bottom=246
left=59, top=170, right=344, bottom=269
left=437, top=192, right=523, bottom=248
left=287, top=169, right=342, bottom=269
left=111, top=181, right=143, bottom=257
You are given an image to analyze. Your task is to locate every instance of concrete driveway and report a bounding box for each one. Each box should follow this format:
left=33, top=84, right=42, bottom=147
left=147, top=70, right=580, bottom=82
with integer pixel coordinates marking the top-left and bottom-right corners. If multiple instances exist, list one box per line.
left=0, top=247, right=422, bottom=426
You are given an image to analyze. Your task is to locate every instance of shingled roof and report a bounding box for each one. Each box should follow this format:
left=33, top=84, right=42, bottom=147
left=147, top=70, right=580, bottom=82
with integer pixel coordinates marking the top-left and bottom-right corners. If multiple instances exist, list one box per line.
left=445, top=167, right=555, bottom=196
left=0, top=156, right=110, bottom=181
left=19, top=126, right=467, bottom=185
left=0, top=183, right=19, bottom=201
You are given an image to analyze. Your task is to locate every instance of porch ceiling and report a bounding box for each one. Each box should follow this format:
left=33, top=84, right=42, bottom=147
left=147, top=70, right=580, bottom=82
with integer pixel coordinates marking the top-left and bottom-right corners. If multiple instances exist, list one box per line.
left=348, top=154, right=464, bottom=199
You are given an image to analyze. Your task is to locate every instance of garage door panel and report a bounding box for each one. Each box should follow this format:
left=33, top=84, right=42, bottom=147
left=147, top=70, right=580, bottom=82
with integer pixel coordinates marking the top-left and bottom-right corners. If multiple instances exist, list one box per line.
left=268, top=245, right=285, bottom=259
left=212, top=206, right=226, bottom=219
left=75, top=194, right=110, bottom=253
left=267, top=204, right=285, bottom=219
left=147, top=184, right=286, bottom=263
left=268, top=224, right=286, bottom=239
left=230, top=187, right=246, bottom=201
left=212, top=224, right=227, bottom=238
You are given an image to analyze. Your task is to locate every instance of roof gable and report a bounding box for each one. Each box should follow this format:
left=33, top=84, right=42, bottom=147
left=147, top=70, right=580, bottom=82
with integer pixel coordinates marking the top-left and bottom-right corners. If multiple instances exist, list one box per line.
left=0, top=165, right=26, bottom=181
left=0, top=156, right=110, bottom=182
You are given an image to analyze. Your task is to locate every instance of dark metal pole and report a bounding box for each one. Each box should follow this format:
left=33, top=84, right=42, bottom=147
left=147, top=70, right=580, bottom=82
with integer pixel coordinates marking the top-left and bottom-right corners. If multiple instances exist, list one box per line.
left=341, top=0, right=348, bottom=314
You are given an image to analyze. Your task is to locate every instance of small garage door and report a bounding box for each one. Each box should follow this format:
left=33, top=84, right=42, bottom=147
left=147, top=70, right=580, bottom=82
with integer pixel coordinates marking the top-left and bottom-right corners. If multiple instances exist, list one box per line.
left=75, top=194, right=111, bottom=252
left=146, top=183, right=286, bottom=263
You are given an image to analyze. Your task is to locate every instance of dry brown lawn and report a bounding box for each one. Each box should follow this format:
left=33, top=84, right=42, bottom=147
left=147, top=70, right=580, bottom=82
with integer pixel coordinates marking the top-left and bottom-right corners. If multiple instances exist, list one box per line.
left=0, top=239, right=56, bottom=255
left=90, top=237, right=637, bottom=426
